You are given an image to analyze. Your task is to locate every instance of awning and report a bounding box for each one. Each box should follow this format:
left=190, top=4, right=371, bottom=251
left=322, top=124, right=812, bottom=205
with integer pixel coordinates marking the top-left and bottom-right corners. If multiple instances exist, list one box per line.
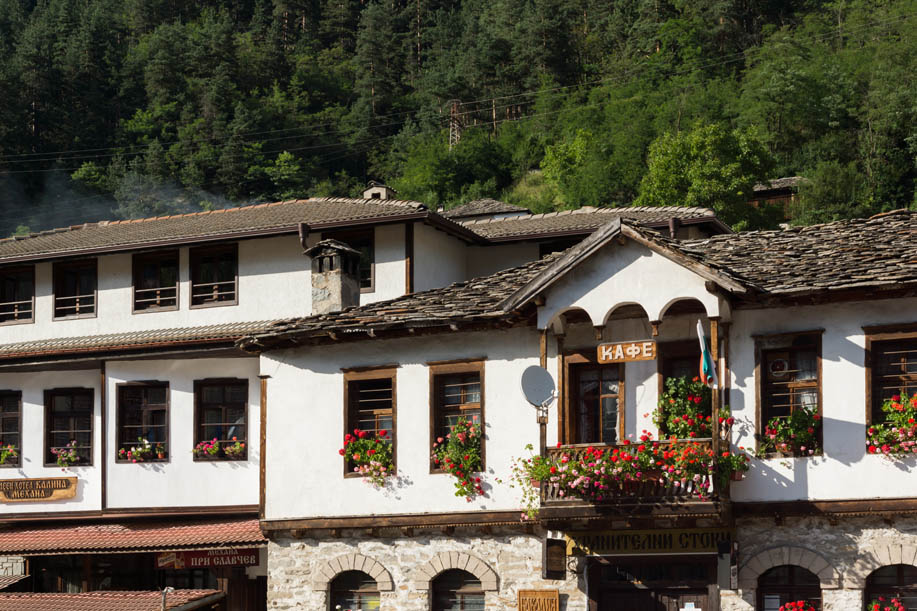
left=0, top=589, right=224, bottom=610
left=0, top=517, right=266, bottom=556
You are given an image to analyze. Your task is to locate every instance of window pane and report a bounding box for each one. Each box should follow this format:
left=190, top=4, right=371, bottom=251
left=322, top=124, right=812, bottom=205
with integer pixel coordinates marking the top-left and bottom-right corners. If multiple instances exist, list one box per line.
left=602, top=396, right=618, bottom=443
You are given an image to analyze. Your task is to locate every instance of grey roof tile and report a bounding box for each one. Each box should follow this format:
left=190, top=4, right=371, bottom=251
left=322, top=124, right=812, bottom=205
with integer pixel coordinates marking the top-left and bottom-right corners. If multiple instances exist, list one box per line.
left=442, top=199, right=529, bottom=218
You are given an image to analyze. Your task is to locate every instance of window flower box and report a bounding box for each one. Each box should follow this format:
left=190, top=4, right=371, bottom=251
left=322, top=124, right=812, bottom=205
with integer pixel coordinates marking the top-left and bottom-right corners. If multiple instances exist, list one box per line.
left=758, top=406, right=821, bottom=457
left=0, top=444, right=18, bottom=466
left=340, top=429, right=394, bottom=487
left=867, top=393, right=917, bottom=457
left=431, top=417, right=484, bottom=501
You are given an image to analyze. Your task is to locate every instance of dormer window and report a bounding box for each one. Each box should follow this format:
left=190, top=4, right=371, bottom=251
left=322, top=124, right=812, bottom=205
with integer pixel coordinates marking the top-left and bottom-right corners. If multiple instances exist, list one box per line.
left=133, top=251, right=179, bottom=312
left=0, top=265, right=34, bottom=324
left=190, top=244, right=237, bottom=308
left=53, top=259, right=97, bottom=319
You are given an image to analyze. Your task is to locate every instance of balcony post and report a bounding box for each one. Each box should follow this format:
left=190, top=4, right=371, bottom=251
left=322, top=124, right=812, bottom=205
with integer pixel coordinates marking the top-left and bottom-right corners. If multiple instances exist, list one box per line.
left=539, top=328, right=548, bottom=457
left=710, top=317, right=720, bottom=459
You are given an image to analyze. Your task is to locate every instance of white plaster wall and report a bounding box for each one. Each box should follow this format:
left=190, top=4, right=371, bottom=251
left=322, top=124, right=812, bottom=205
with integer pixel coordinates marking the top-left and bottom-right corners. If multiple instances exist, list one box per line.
left=105, top=357, right=260, bottom=509
left=729, top=296, right=917, bottom=502
left=262, top=327, right=545, bottom=521
left=413, top=222, right=466, bottom=291
left=466, top=243, right=539, bottom=279
left=344, top=223, right=407, bottom=305
left=537, top=241, right=724, bottom=328
left=0, top=368, right=102, bottom=514
left=0, top=235, right=311, bottom=345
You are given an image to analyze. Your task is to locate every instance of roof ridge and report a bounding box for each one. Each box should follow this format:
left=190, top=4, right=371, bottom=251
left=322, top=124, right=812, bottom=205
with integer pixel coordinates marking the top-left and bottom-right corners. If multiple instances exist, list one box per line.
left=458, top=205, right=715, bottom=226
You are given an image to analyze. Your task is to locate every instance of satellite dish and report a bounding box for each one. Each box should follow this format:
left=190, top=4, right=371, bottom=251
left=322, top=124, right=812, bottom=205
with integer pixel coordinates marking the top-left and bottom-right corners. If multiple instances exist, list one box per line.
left=521, top=365, right=557, bottom=408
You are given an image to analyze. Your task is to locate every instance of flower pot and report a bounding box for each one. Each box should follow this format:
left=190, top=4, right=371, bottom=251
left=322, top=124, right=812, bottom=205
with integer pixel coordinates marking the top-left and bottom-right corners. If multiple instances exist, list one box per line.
left=157, top=453, right=166, bottom=460
left=730, top=471, right=745, bottom=482
left=530, top=478, right=541, bottom=489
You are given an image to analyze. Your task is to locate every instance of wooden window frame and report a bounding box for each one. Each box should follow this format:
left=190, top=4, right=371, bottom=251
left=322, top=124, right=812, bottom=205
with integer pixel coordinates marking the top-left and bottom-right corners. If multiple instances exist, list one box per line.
left=428, top=359, right=485, bottom=473
left=323, top=228, right=375, bottom=293
left=864, top=323, right=917, bottom=426
left=0, top=390, right=22, bottom=468
left=189, top=244, right=238, bottom=309
left=432, top=569, right=485, bottom=611
left=559, top=350, right=625, bottom=447
left=132, top=250, right=179, bottom=314
left=0, top=265, right=35, bottom=326
left=193, top=378, right=249, bottom=461
left=756, top=565, right=822, bottom=611
left=52, top=259, right=97, bottom=320
left=44, top=388, right=94, bottom=467
left=343, top=367, right=396, bottom=477
left=115, top=382, right=170, bottom=464
left=329, top=571, right=381, bottom=611
left=754, top=330, right=823, bottom=455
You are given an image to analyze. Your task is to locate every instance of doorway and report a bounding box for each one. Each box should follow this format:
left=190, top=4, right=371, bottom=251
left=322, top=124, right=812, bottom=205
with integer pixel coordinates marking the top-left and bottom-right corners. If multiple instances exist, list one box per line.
left=589, top=557, right=715, bottom=611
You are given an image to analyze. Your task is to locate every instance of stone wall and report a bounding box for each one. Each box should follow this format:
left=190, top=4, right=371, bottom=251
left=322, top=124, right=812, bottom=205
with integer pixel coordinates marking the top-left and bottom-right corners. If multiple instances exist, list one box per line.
left=720, top=514, right=917, bottom=609
left=0, top=556, right=24, bottom=577
left=267, top=526, right=587, bottom=610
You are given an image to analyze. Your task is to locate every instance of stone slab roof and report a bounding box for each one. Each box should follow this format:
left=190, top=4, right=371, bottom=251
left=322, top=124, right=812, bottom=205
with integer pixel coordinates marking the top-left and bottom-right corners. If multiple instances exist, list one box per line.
left=0, top=198, right=434, bottom=264
left=460, top=205, right=722, bottom=240
left=441, top=199, right=529, bottom=219
left=679, top=209, right=917, bottom=295
left=753, top=176, right=809, bottom=192
left=0, top=575, right=26, bottom=591
left=242, top=211, right=917, bottom=348
left=0, top=590, right=224, bottom=611
left=0, top=320, right=279, bottom=362
left=0, top=517, right=265, bottom=556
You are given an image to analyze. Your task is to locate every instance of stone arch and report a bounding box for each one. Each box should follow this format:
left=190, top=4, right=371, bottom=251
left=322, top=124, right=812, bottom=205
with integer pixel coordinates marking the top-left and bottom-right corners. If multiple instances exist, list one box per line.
left=311, top=553, right=394, bottom=591
left=737, top=546, right=840, bottom=590
left=847, top=544, right=917, bottom=588
left=410, top=552, right=498, bottom=591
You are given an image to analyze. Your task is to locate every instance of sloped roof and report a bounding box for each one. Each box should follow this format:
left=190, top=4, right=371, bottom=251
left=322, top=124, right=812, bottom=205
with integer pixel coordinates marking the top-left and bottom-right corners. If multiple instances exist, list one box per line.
left=442, top=199, right=529, bottom=219
left=0, top=320, right=279, bottom=363
left=0, top=197, right=467, bottom=264
left=241, top=211, right=917, bottom=349
left=0, top=590, right=224, bottom=611
left=753, top=176, right=810, bottom=192
left=0, top=576, right=26, bottom=591
left=460, top=205, right=725, bottom=240
left=0, top=517, right=265, bottom=556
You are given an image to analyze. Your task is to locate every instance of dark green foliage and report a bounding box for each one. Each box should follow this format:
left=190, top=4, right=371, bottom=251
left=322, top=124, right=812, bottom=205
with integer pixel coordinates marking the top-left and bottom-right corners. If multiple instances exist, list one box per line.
left=1, top=0, right=917, bottom=236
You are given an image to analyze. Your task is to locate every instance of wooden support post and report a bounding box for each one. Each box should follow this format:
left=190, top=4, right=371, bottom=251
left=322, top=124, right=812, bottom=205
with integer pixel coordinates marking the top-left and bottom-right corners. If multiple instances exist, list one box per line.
left=710, top=318, right=720, bottom=459
left=259, top=375, right=270, bottom=520
left=539, top=328, right=549, bottom=457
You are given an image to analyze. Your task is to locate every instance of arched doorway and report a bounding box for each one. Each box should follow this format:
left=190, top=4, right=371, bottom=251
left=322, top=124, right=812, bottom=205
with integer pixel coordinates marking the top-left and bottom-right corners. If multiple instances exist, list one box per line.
left=757, top=565, right=821, bottom=611
left=329, top=570, right=380, bottom=610
left=865, top=564, right=917, bottom=610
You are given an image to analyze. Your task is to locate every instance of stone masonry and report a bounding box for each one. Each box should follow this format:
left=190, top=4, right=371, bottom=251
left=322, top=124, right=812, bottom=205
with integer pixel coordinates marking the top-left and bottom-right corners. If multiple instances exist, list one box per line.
left=0, top=556, right=25, bottom=577
left=267, top=526, right=587, bottom=610
left=720, top=514, right=917, bottom=610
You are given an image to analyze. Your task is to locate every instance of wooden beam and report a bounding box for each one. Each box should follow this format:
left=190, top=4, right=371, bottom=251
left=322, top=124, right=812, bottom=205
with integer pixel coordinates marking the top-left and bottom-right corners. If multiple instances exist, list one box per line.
left=734, top=497, right=917, bottom=517
left=260, top=510, right=527, bottom=532
left=259, top=375, right=270, bottom=520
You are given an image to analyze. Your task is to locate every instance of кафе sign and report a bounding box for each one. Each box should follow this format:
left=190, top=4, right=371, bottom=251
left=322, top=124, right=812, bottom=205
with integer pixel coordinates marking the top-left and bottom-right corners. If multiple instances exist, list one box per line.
left=566, top=528, right=733, bottom=556
left=0, top=477, right=77, bottom=502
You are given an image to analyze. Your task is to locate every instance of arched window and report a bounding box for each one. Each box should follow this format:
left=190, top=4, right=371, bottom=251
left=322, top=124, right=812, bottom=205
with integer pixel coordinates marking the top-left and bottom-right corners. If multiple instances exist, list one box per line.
left=865, top=564, right=917, bottom=610
left=329, top=570, right=380, bottom=611
left=432, top=569, right=485, bottom=611
left=757, top=565, right=821, bottom=611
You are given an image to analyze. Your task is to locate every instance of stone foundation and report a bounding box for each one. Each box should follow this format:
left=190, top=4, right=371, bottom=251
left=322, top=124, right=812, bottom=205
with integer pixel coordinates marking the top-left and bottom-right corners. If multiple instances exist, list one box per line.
left=267, top=526, right=587, bottom=610
left=0, top=556, right=24, bottom=577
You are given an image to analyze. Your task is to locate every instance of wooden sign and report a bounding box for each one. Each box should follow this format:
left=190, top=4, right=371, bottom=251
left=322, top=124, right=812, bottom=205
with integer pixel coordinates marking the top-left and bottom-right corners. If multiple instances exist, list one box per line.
left=0, top=477, right=77, bottom=502
left=518, top=590, right=559, bottom=611
left=566, top=528, right=733, bottom=556
left=597, top=340, right=656, bottom=363
left=156, top=548, right=260, bottom=570
left=542, top=538, right=566, bottom=580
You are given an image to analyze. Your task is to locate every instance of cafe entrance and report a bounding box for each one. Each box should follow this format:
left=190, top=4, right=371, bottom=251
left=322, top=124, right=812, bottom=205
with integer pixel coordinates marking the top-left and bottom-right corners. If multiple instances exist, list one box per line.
left=588, top=556, right=715, bottom=611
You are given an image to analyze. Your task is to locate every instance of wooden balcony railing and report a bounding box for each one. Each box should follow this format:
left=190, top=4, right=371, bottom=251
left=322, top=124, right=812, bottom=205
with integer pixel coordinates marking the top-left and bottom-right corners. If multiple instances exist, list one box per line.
left=541, top=439, right=716, bottom=506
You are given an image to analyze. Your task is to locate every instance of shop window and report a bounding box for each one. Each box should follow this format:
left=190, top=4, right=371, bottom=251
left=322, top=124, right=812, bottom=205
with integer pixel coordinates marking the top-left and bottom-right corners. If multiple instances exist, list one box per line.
left=325, top=229, right=374, bottom=291
left=0, top=391, right=21, bottom=467
left=190, top=244, right=237, bottom=307
left=432, top=569, right=485, bottom=611
left=133, top=250, right=179, bottom=311
left=45, top=389, right=93, bottom=466
left=0, top=265, right=34, bottom=324
left=756, top=332, right=822, bottom=449
left=329, top=570, right=380, bottom=610
left=194, top=380, right=248, bottom=460
left=53, top=259, right=97, bottom=319
left=757, top=565, right=821, bottom=611
left=430, top=363, right=483, bottom=469
left=117, top=383, right=169, bottom=462
left=569, top=360, right=623, bottom=445
left=865, top=564, right=917, bottom=610
left=867, top=331, right=917, bottom=424
left=344, top=370, right=395, bottom=471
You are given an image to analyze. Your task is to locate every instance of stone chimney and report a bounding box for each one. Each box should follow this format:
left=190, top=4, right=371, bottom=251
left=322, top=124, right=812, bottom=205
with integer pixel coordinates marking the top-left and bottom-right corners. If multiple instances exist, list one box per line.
left=362, top=180, right=397, bottom=200
left=304, top=239, right=362, bottom=315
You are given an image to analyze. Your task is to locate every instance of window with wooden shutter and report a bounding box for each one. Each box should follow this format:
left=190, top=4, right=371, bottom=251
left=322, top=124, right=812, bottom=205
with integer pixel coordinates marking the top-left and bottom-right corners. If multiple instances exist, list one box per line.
left=866, top=327, right=917, bottom=424
left=53, top=259, right=97, bottom=319
left=758, top=332, right=821, bottom=423
left=117, top=383, right=169, bottom=462
left=133, top=250, right=179, bottom=312
left=0, top=266, right=34, bottom=324
left=45, top=389, right=93, bottom=466
left=190, top=244, right=237, bottom=307
left=430, top=361, right=484, bottom=470
left=344, top=368, right=395, bottom=473
left=194, top=380, right=248, bottom=460
left=0, top=391, right=21, bottom=467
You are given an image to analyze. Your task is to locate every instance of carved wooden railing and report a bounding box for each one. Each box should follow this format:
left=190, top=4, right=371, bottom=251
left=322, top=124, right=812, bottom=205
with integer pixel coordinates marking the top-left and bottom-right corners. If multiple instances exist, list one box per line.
left=541, top=439, right=715, bottom=505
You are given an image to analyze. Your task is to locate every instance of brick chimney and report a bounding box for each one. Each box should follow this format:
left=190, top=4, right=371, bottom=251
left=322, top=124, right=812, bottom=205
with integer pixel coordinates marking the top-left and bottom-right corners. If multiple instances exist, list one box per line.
left=362, top=180, right=396, bottom=200
left=304, top=239, right=362, bottom=315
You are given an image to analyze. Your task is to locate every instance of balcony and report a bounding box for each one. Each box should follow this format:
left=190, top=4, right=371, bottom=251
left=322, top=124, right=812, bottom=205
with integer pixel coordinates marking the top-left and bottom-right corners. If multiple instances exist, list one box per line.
left=538, top=439, right=725, bottom=520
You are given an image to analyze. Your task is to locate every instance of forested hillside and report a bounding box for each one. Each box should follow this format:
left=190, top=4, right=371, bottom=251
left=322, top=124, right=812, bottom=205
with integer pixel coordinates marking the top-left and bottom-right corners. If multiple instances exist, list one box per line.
left=0, top=0, right=915, bottom=236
